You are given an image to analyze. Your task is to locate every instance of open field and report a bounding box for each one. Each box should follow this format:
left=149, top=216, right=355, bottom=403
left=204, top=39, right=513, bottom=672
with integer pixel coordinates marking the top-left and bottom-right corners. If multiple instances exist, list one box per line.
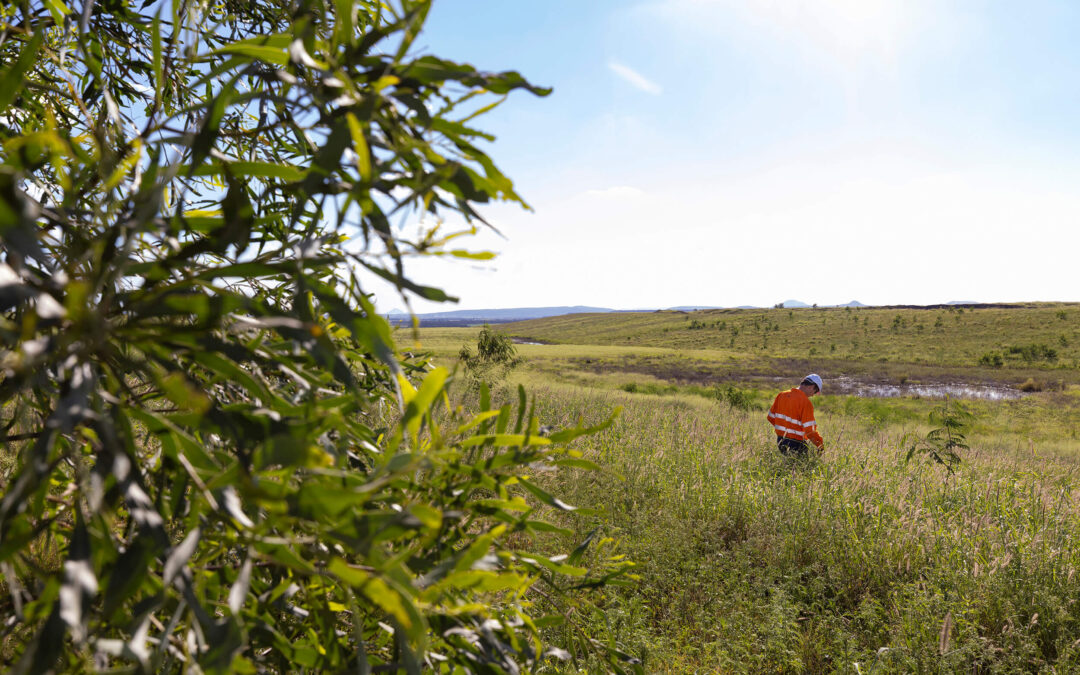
left=417, top=304, right=1080, bottom=672
left=405, top=303, right=1080, bottom=392
left=407, top=304, right=1080, bottom=459
left=502, top=304, right=1080, bottom=368
left=526, top=386, right=1080, bottom=673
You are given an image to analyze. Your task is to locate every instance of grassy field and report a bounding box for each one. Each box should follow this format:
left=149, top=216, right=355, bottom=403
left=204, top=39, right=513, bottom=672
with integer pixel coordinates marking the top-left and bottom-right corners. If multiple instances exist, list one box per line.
left=403, top=303, right=1080, bottom=393
left=502, top=304, right=1080, bottom=368
left=415, top=304, right=1080, bottom=672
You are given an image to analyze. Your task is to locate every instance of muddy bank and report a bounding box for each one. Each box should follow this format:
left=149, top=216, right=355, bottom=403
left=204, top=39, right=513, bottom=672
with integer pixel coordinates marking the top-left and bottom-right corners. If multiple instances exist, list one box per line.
left=568, top=355, right=1030, bottom=400
left=512, top=337, right=553, bottom=345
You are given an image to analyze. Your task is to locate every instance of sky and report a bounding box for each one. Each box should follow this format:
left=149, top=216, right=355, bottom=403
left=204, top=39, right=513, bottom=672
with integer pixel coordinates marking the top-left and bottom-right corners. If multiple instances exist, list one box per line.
left=371, top=0, right=1080, bottom=312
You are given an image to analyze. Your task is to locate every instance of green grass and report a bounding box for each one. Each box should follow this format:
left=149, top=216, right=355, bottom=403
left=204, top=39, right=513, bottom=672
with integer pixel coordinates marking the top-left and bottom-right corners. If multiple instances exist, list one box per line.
left=426, top=305, right=1080, bottom=672
left=408, top=305, right=1080, bottom=397
left=514, top=383, right=1080, bottom=673
left=499, top=303, right=1080, bottom=384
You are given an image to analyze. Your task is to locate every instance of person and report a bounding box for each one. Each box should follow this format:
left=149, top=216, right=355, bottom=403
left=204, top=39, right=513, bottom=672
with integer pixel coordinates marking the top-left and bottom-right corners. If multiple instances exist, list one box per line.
left=767, top=374, right=824, bottom=457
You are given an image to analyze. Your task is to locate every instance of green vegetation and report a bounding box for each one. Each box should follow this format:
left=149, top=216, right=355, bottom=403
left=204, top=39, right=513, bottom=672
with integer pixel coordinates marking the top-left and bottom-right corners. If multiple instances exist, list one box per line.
left=501, top=304, right=1080, bottom=382
left=0, top=2, right=633, bottom=673
left=525, top=387, right=1080, bottom=672
left=903, top=398, right=974, bottom=474
left=5, top=0, right=1080, bottom=669
left=458, top=325, right=521, bottom=388
left=408, top=306, right=1080, bottom=671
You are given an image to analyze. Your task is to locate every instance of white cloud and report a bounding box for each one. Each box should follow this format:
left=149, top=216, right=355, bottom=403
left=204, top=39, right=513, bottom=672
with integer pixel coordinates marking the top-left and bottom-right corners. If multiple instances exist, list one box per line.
left=608, top=61, right=664, bottom=95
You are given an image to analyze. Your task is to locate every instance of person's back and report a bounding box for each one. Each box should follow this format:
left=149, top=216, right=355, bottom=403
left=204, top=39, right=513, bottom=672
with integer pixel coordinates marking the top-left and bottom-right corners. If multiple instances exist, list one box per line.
left=768, top=374, right=824, bottom=456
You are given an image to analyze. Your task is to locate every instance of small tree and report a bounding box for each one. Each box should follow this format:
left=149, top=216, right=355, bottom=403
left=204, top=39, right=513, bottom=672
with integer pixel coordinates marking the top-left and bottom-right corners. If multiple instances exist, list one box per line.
left=459, top=324, right=520, bottom=387
left=904, top=397, right=974, bottom=475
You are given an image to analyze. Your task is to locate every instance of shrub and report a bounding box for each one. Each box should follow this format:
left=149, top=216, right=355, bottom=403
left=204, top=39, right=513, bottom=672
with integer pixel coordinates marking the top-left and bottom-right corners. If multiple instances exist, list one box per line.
left=460, top=324, right=518, bottom=369
left=978, top=351, right=1004, bottom=368
left=1007, top=343, right=1058, bottom=362
left=0, top=2, right=634, bottom=671
left=714, top=384, right=756, bottom=411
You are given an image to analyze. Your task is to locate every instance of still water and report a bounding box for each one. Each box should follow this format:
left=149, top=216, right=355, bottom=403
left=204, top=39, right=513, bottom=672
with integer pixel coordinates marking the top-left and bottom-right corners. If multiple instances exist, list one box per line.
left=829, top=377, right=1022, bottom=401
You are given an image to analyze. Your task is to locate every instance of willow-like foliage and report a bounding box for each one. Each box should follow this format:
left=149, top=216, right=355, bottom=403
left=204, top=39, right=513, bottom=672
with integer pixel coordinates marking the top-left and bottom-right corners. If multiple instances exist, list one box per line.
left=0, top=1, right=636, bottom=672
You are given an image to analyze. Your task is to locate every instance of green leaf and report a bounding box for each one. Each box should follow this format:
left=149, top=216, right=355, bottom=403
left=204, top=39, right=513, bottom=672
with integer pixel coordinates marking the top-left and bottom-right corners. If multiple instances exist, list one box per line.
left=444, top=249, right=495, bottom=260
left=453, top=526, right=505, bottom=573
left=517, top=478, right=577, bottom=512
left=345, top=113, right=372, bottom=182
left=548, top=408, right=621, bottom=444
left=205, top=34, right=292, bottom=66
left=191, top=161, right=305, bottom=182
left=157, top=372, right=211, bottom=414
left=0, top=30, right=43, bottom=113
left=402, top=367, right=447, bottom=440
left=296, top=483, right=370, bottom=518
left=328, top=559, right=419, bottom=632
left=43, top=0, right=71, bottom=24
left=517, top=553, right=587, bottom=577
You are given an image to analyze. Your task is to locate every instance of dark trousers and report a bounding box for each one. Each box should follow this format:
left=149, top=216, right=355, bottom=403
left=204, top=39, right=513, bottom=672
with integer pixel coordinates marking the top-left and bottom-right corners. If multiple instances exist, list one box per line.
left=777, top=437, right=810, bottom=457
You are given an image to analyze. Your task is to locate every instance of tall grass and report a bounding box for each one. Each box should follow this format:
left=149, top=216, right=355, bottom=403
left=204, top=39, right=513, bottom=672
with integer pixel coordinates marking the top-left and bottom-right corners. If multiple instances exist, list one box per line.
left=523, top=385, right=1080, bottom=673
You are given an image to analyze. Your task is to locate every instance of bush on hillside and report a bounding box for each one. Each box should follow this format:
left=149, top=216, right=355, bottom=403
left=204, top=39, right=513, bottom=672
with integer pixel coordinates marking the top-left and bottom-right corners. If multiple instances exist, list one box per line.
left=1007, top=343, right=1058, bottom=362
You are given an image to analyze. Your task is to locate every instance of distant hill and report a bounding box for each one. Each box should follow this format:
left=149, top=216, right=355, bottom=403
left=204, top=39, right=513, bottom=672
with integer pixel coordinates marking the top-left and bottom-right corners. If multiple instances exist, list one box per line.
left=387, top=305, right=614, bottom=325
left=388, top=299, right=1019, bottom=326
left=775, top=300, right=866, bottom=308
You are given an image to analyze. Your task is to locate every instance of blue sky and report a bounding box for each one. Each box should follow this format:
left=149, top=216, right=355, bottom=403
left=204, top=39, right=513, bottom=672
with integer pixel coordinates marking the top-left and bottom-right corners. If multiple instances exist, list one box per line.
left=375, top=1, right=1080, bottom=312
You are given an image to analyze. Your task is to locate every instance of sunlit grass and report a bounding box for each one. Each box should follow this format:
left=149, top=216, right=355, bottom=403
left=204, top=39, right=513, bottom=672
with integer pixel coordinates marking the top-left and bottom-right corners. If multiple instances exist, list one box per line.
left=432, top=307, right=1080, bottom=671
left=494, top=303, right=1080, bottom=380
left=508, top=381, right=1080, bottom=672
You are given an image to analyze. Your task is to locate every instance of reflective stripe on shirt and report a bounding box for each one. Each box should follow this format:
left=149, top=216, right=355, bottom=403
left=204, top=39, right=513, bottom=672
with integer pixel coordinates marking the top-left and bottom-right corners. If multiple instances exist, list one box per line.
left=772, top=424, right=805, bottom=437
left=768, top=411, right=817, bottom=428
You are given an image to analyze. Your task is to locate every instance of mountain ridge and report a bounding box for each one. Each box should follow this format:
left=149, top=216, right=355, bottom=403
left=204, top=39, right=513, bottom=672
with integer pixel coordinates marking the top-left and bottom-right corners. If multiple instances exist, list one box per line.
left=384, top=300, right=1017, bottom=325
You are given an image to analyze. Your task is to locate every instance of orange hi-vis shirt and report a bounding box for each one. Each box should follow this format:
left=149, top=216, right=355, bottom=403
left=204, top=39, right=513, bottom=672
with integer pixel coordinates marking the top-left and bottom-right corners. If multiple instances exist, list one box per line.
left=768, top=387, right=824, bottom=448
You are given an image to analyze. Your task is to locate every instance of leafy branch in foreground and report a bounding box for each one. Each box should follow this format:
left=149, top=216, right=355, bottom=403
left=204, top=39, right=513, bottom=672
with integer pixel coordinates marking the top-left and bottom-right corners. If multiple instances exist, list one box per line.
left=0, top=0, right=635, bottom=672
left=903, top=397, right=974, bottom=475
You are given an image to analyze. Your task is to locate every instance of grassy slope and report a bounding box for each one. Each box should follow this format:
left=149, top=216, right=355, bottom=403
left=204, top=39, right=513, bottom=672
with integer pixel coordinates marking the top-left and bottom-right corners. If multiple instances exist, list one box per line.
left=499, top=303, right=1080, bottom=387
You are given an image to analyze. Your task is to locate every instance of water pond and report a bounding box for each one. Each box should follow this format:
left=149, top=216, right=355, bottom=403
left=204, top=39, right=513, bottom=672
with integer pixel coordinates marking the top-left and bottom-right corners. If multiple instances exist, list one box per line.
left=829, top=377, right=1022, bottom=401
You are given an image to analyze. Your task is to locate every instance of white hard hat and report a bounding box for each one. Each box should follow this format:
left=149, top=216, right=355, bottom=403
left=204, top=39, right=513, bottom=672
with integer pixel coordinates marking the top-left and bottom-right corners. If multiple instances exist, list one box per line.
left=804, top=374, right=823, bottom=392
